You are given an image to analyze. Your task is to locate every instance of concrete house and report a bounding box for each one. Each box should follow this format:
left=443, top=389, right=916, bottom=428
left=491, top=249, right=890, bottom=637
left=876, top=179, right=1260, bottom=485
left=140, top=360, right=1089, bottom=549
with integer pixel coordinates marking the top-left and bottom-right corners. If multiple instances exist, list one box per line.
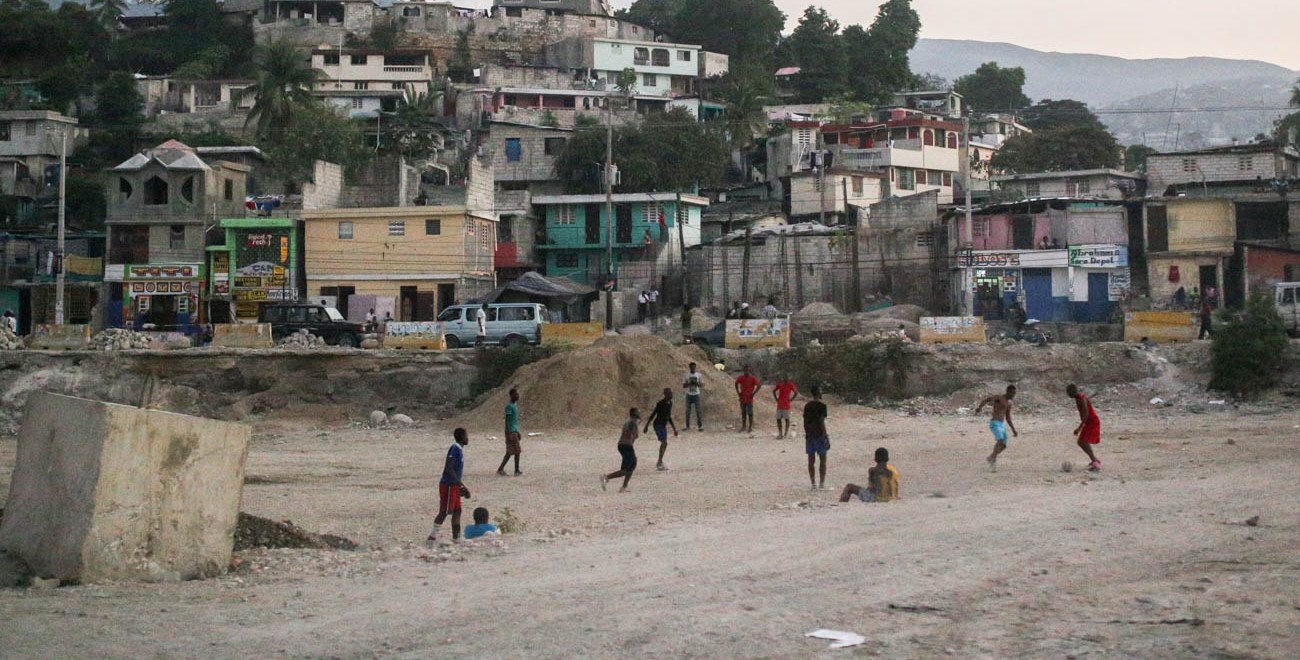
left=489, top=121, right=571, bottom=280
left=992, top=169, right=1145, bottom=201
left=104, top=140, right=250, bottom=330
left=785, top=169, right=884, bottom=222
left=495, top=0, right=613, bottom=16
left=1147, top=142, right=1300, bottom=197
left=310, top=48, right=435, bottom=118
left=545, top=37, right=724, bottom=100
left=0, top=111, right=87, bottom=224
left=858, top=191, right=950, bottom=313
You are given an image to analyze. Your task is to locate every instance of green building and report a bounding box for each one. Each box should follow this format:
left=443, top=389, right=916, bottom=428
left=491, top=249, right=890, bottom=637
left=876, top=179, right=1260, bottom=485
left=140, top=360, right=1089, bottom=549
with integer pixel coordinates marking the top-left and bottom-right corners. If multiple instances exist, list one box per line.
left=206, top=217, right=302, bottom=323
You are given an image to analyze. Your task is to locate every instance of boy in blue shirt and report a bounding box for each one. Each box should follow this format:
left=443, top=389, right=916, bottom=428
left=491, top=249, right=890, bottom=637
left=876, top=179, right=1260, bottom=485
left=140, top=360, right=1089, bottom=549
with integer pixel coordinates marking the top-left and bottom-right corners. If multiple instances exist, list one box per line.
left=464, top=507, right=499, bottom=540
left=426, top=428, right=471, bottom=546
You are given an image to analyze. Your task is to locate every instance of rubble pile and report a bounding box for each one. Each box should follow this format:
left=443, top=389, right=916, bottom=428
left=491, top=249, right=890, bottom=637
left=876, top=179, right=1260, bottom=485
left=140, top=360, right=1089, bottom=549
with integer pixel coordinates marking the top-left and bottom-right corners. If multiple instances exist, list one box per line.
left=278, top=329, right=327, bottom=349
left=89, top=328, right=152, bottom=350
left=233, top=513, right=358, bottom=551
left=0, top=326, right=23, bottom=350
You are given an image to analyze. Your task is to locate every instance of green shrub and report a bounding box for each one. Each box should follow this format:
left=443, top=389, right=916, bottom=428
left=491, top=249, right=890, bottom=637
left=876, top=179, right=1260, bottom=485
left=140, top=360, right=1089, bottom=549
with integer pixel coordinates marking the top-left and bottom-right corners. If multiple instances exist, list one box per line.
left=1209, top=295, right=1290, bottom=396
left=471, top=344, right=557, bottom=397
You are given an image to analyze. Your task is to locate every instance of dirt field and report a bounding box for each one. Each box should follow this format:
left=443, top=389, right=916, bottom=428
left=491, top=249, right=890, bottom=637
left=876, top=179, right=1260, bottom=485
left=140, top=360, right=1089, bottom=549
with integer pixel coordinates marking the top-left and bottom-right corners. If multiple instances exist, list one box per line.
left=2, top=397, right=1298, bottom=657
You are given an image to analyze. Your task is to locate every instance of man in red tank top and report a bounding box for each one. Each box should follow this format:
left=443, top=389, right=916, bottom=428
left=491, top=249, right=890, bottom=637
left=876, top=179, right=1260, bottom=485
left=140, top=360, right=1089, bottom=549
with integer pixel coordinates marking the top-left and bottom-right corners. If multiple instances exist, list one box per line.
left=1066, top=384, right=1102, bottom=472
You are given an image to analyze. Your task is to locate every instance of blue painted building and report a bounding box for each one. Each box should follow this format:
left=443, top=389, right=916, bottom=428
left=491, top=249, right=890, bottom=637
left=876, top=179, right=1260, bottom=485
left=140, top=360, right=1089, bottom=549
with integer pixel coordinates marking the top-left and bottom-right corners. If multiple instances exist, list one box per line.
left=533, top=193, right=707, bottom=284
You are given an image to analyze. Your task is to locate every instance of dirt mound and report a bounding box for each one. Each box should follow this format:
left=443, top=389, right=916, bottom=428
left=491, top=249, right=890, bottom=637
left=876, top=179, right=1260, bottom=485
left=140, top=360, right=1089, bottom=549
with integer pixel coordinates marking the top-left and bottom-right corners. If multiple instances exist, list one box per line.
left=853, top=304, right=929, bottom=325
left=457, top=335, right=774, bottom=432
left=795, top=302, right=844, bottom=317
left=234, top=513, right=358, bottom=551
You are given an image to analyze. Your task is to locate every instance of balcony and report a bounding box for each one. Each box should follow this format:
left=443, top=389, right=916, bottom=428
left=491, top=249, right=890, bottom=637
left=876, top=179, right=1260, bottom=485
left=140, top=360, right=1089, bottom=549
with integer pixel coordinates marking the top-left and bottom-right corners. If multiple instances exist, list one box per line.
left=383, top=65, right=426, bottom=73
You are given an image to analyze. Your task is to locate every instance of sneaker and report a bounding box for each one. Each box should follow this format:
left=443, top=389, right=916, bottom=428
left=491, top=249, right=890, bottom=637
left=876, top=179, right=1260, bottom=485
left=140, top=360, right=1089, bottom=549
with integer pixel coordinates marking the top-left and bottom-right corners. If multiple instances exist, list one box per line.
left=514, top=471, right=523, bottom=476
left=1088, top=460, right=1101, bottom=472
left=496, top=469, right=507, bottom=476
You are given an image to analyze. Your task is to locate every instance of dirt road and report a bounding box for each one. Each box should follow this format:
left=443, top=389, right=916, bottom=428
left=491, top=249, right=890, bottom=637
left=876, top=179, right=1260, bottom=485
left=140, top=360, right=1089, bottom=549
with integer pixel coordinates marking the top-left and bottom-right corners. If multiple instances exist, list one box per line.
left=1, top=403, right=1298, bottom=657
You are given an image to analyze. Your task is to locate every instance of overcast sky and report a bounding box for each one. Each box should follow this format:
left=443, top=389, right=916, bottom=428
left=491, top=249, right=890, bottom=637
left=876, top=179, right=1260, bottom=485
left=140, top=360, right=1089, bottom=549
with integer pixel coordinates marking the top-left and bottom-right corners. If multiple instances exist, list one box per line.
left=605, top=0, right=1300, bottom=70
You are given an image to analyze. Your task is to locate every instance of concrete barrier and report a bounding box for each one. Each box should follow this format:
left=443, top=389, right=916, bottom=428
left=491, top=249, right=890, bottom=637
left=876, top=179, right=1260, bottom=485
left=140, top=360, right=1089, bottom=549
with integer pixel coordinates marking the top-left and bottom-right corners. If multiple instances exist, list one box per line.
left=919, top=316, right=987, bottom=344
left=541, top=322, right=604, bottom=347
left=725, top=317, right=792, bottom=349
left=29, top=324, right=91, bottom=350
left=1124, top=311, right=1198, bottom=343
left=0, top=392, right=251, bottom=582
left=212, top=323, right=275, bottom=349
left=139, top=331, right=193, bottom=350
left=382, top=321, right=447, bottom=350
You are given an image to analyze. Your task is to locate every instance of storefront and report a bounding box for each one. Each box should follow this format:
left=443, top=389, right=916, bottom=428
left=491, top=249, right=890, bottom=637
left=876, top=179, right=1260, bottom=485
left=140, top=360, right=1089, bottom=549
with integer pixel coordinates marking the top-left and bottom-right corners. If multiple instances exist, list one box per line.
left=207, top=218, right=301, bottom=323
left=959, top=245, right=1129, bottom=323
left=1067, top=244, right=1130, bottom=322
left=105, top=264, right=203, bottom=331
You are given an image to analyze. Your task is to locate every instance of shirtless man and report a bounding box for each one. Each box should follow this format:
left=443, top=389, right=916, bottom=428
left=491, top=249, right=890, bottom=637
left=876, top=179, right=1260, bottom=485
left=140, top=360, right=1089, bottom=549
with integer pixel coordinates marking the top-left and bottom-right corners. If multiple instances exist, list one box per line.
left=975, top=385, right=1018, bottom=472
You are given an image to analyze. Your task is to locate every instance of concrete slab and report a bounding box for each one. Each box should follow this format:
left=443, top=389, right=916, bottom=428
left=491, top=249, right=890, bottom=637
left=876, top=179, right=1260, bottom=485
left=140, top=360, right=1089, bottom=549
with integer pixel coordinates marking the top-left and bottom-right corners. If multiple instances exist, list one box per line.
left=0, top=392, right=250, bottom=582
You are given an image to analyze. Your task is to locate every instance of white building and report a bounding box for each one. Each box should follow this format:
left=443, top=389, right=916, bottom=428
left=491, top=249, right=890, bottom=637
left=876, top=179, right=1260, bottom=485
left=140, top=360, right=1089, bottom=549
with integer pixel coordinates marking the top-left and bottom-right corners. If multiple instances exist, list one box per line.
left=545, top=37, right=726, bottom=99
left=992, top=169, right=1145, bottom=201
left=310, top=48, right=434, bottom=118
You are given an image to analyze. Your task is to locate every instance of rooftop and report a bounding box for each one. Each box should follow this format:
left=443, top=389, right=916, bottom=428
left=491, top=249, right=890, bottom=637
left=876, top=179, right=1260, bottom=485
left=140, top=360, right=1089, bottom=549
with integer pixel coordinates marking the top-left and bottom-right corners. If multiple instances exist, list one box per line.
left=992, top=169, right=1145, bottom=182
left=533, top=193, right=709, bottom=206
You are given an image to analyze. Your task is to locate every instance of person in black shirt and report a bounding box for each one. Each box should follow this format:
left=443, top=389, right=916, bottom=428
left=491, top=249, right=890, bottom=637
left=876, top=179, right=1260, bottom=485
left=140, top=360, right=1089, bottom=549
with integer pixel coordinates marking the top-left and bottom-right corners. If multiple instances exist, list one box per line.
left=802, top=386, right=830, bottom=489
left=643, top=388, right=678, bottom=471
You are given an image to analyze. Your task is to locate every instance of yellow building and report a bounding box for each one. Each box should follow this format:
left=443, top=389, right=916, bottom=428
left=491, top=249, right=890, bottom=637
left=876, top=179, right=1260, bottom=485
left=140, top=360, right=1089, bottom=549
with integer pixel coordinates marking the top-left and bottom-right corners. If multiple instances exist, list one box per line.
left=303, top=206, right=496, bottom=321
left=1143, top=198, right=1234, bottom=302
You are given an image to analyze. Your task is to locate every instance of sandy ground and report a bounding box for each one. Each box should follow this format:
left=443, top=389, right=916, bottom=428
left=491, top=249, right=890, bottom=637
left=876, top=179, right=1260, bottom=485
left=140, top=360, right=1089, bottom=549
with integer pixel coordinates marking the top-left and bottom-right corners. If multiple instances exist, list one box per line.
left=1, top=401, right=1299, bottom=658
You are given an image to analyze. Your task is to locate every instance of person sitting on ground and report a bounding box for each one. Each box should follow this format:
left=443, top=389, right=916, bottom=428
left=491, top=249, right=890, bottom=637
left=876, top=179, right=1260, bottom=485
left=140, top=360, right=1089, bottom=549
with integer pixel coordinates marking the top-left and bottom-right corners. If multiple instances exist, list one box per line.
left=839, top=447, right=900, bottom=503
left=464, top=507, right=499, bottom=540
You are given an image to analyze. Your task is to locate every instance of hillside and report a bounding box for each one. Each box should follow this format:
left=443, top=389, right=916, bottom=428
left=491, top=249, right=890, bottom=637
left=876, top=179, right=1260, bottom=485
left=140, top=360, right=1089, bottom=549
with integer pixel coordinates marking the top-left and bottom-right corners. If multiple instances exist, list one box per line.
left=1101, top=78, right=1295, bottom=149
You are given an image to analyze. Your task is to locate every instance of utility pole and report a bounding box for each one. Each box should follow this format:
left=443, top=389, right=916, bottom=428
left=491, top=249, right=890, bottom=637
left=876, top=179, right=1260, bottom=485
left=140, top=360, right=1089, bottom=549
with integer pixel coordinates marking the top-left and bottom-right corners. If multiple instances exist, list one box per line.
left=817, top=157, right=826, bottom=225
left=845, top=178, right=861, bottom=313
left=56, top=130, right=67, bottom=326
left=603, top=95, right=615, bottom=330
left=676, top=191, right=686, bottom=308
left=962, top=115, right=973, bottom=315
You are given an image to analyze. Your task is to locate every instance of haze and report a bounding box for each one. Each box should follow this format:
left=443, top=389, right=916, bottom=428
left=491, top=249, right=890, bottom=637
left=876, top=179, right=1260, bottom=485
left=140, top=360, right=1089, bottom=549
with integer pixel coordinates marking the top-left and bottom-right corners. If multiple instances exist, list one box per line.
left=605, top=0, right=1300, bottom=71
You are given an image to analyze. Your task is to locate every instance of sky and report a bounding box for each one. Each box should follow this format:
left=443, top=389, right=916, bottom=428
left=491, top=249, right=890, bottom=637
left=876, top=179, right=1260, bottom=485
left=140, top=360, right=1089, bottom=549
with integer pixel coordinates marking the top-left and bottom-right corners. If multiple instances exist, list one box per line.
left=607, top=0, right=1300, bottom=71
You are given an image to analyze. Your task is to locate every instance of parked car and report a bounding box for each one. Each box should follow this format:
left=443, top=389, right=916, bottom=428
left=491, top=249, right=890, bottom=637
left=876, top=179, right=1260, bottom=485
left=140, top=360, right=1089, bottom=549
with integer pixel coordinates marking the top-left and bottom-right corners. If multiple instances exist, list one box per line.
left=437, top=302, right=548, bottom=348
left=1274, top=282, right=1300, bottom=336
left=690, top=320, right=727, bottom=347
left=258, top=303, right=366, bottom=347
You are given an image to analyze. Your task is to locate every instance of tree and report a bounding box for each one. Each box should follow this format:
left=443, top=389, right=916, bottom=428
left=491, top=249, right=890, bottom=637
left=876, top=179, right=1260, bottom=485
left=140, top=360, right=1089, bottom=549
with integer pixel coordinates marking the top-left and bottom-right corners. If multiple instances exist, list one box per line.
left=1209, top=295, right=1290, bottom=396
left=262, top=103, right=367, bottom=189
left=381, top=90, right=448, bottom=160
left=237, top=38, right=323, bottom=139
left=554, top=108, right=727, bottom=194
left=841, top=0, right=920, bottom=104
left=953, top=62, right=1030, bottom=112
left=1277, top=79, right=1300, bottom=147
left=447, top=26, right=475, bottom=83
left=619, top=0, right=686, bottom=35
left=93, top=71, right=143, bottom=131
left=993, top=125, right=1122, bottom=173
left=1124, top=144, right=1158, bottom=173
left=783, top=7, right=847, bottom=103
left=673, top=0, right=785, bottom=75
left=36, top=58, right=89, bottom=114
left=906, top=72, right=950, bottom=92
left=1020, top=99, right=1107, bottom=132
left=62, top=175, right=107, bottom=231
left=88, top=0, right=125, bottom=28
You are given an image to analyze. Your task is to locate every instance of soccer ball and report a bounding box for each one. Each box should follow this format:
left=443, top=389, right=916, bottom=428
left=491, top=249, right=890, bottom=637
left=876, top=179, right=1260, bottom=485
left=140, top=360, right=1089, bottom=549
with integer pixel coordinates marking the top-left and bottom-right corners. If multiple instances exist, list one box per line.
left=1061, top=461, right=1074, bottom=473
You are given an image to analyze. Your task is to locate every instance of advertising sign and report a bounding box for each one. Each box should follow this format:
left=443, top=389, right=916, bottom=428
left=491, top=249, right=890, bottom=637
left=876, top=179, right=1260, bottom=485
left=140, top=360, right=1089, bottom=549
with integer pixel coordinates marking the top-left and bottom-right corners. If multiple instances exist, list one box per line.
left=1069, top=244, right=1129, bottom=268
left=724, top=317, right=791, bottom=349
left=919, top=316, right=987, bottom=344
left=383, top=322, right=446, bottom=350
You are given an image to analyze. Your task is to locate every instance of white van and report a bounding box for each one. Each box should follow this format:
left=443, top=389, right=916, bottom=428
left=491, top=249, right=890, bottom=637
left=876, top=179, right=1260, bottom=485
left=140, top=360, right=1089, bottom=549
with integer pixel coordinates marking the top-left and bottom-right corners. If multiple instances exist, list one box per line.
left=437, top=303, right=548, bottom=348
left=1274, top=282, right=1300, bottom=336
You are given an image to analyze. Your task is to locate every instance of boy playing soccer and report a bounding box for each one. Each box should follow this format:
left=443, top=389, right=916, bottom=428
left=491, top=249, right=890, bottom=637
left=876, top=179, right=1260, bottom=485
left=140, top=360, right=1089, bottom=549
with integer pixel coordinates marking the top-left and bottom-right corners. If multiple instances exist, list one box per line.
left=602, top=408, right=641, bottom=492
left=976, top=385, right=1018, bottom=472
left=772, top=375, right=799, bottom=439
left=644, top=387, right=678, bottom=471
left=1067, top=384, right=1103, bottom=471
left=427, top=428, right=471, bottom=545
left=734, top=366, right=761, bottom=434
left=464, top=507, right=499, bottom=540
left=683, top=362, right=704, bottom=431
left=839, top=447, right=900, bottom=503
left=802, top=386, right=830, bottom=489
left=497, top=388, right=523, bottom=476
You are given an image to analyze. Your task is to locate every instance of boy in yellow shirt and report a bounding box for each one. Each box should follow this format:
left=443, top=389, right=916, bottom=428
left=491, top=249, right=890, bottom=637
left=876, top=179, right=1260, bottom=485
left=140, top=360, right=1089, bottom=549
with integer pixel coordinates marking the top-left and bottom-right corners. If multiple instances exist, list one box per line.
left=839, top=447, right=899, bottom=503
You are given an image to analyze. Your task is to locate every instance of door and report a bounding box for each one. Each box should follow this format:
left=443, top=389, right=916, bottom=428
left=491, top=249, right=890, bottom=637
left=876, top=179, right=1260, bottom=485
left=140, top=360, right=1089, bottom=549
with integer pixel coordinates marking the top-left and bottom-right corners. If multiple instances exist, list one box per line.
left=1011, top=215, right=1035, bottom=250
left=399, top=285, right=417, bottom=321
left=437, top=283, right=455, bottom=312
left=1022, top=268, right=1054, bottom=321
left=414, top=292, right=436, bottom=322
left=584, top=204, right=602, bottom=244
left=1198, top=265, right=1218, bottom=304
left=1085, top=272, right=1111, bottom=323
left=616, top=204, right=633, bottom=244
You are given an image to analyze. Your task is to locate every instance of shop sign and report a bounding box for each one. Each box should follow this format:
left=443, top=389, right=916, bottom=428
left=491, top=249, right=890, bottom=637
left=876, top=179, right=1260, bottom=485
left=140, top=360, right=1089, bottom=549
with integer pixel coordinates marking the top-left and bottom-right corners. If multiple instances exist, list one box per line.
left=127, top=264, right=199, bottom=280
left=245, top=233, right=275, bottom=247
left=1108, top=270, right=1131, bottom=301
left=233, top=289, right=269, bottom=302
left=1069, top=245, right=1128, bottom=268
left=962, top=252, right=1020, bottom=268
left=130, top=281, right=193, bottom=294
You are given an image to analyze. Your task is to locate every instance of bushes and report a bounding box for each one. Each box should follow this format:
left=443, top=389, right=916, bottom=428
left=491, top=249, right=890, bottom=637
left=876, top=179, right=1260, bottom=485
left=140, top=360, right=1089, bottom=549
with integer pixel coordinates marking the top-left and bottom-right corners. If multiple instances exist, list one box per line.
left=1209, top=295, right=1290, bottom=397
left=470, top=345, right=557, bottom=398
left=758, top=338, right=911, bottom=402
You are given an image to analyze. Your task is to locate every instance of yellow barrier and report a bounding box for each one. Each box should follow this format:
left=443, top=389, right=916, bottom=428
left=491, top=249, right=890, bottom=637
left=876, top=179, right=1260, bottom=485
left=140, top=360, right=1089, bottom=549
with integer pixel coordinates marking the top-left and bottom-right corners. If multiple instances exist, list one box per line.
left=919, top=317, right=987, bottom=344
left=1123, top=311, right=1197, bottom=343
left=382, top=322, right=447, bottom=350
left=212, top=324, right=275, bottom=349
left=725, top=318, right=792, bottom=349
left=542, top=322, right=604, bottom=347
left=29, top=324, right=91, bottom=350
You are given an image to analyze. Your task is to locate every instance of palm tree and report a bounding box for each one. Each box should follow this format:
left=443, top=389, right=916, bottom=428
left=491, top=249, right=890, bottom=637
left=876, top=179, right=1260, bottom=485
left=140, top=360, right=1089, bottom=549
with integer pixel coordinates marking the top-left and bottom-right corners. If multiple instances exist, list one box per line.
left=89, top=0, right=127, bottom=28
left=718, top=79, right=770, bottom=175
left=235, top=39, right=324, bottom=139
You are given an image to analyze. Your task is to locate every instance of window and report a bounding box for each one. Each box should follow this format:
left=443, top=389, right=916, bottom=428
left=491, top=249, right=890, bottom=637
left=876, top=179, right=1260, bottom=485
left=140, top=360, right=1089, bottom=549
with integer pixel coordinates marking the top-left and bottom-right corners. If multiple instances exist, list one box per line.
left=391, top=82, right=406, bottom=90
left=505, top=138, right=522, bottom=162
left=916, top=170, right=928, bottom=186
left=497, top=306, right=535, bottom=321
left=915, top=231, right=935, bottom=248
left=554, top=206, right=576, bottom=225
left=1282, top=287, right=1296, bottom=304
left=1181, top=158, right=1198, bottom=173
left=144, top=176, right=168, bottom=205
left=324, top=53, right=339, bottom=65
left=505, top=6, right=521, bottom=17
left=1238, top=156, right=1254, bottom=171
left=634, top=47, right=650, bottom=64
left=643, top=73, right=657, bottom=87
left=402, top=6, right=420, bottom=16
left=0, top=123, right=9, bottom=141
left=1067, top=179, right=1091, bottom=196
left=388, top=221, right=406, bottom=236
left=353, top=81, right=369, bottom=90
left=651, top=49, right=669, bottom=66
left=25, top=122, right=36, bottom=136
left=498, top=216, right=514, bottom=242
left=544, top=137, right=566, bottom=155
left=797, top=128, right=813, bottom=146
left=169, top=225, right=185, bottom=249
left=897, top=168, right=915, bottom=191
left=643, top=202, right=662, bottom=223
left=1025, top=181, right=1041, bottom=197
left=224, top=179, right=234, bottom=200
left=425, top=219, right=441, bottom=235
left=180, top=176, right=194, bottom=203
left=972, top=218, right=990, bottom=238
left=851, top=176, right=864, bottom=194
left=437, top=307, right=463, bottom=322
left=942, top=172, right=952, bottom=187
left=677, top=50, right=691, bottom=61
left=338, top=221, right=354, bottom=239
left=556, top=253, right=579, bottom=268
left=351, top=55, right=368, bottom=65
left=351, top=98, right=364, bottom=109
left=119, top=178, right=133, bottom=199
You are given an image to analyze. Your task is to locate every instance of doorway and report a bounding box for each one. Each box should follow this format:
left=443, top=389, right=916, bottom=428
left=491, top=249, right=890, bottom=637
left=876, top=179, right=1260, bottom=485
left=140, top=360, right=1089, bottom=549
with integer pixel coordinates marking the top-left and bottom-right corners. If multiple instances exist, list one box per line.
left=584, top=204, right=602, bottom=244
left=616, top=204, right=633, bottom=244
left=399, top=285, right=417, bottom=321
left=1085, top=272, right=1110, bottom=323
left=1199, top=264, right=1218, bottom=304
left=437, top=283, right=456, bottom=311
left=1022, top=268, right=1054, bottom=321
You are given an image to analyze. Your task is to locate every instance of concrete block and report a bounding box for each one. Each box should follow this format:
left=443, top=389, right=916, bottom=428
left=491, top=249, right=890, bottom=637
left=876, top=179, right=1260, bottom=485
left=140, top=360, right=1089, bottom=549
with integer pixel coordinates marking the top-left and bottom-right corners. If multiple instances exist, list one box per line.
left=212, top=323, right=274, bottom=349
left=0, top=392, right=250, bottom=582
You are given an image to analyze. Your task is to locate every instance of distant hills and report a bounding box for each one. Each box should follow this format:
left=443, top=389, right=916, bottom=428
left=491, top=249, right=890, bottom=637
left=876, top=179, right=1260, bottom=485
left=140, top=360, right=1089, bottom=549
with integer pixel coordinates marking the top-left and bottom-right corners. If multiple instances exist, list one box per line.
left=911, top=38, right=1298, bottom=147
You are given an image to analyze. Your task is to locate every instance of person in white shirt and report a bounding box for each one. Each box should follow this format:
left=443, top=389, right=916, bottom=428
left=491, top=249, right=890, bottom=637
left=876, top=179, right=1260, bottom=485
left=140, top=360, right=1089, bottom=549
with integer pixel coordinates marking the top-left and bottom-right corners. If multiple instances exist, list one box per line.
left=476, top=304, right=489, bottom=346
left=3, top=310, right=15, bottom=333
left=682, top=361, right=704, bottom=431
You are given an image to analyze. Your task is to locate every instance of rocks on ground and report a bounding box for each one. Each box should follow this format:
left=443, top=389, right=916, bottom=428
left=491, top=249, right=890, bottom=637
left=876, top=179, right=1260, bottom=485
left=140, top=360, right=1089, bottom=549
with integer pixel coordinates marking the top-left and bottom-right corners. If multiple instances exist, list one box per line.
left=278, top=329, right=327, bottom=349
left=0, top=326, right=22, bottom=350
left=233, top=513, right=358, bottom=551
left=90, top=328, right=152, bottom=350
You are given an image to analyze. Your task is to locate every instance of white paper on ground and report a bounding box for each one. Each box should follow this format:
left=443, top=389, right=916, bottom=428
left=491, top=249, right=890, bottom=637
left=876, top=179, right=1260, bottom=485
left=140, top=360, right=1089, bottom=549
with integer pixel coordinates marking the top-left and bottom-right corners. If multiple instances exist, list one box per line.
left=805, top=629, right=866, bottom=649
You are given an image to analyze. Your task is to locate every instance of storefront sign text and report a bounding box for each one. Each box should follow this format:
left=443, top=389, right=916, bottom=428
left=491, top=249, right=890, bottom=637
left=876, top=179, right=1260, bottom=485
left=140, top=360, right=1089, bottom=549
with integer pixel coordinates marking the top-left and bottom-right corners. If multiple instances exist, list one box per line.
left=1069, top=245, right=1128, bottom=268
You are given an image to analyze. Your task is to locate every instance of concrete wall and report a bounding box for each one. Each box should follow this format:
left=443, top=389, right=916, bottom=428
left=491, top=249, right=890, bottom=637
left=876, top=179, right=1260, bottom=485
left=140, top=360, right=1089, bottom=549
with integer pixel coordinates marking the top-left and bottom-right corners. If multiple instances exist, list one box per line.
left=860, top=191, right=949, bottom=312
left=994, top=173, right=1139, bottom=200
left=1244, top=245, right=1300, bottom=295
left=0, top=392, right=249, bottom=582
left=692, top=233, right=856, bottom=312
left=302, top=160, right=344, bottom=211
left=1148, top=150, right=1295, bottom=192
left=492, top=124, right=568, bottom=183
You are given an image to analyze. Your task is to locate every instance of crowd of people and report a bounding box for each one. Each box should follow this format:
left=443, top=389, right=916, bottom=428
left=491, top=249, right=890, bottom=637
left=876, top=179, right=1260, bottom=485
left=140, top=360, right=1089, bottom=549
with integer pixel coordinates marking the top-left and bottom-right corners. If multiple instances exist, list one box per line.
left=425, top=366, right=1105, bottom=543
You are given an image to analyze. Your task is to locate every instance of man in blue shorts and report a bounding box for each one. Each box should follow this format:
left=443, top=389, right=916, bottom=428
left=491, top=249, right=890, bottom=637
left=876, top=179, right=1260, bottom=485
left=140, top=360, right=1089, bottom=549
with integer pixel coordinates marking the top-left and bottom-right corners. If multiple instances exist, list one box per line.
left=644, top=387, right=678, bottom=471
left=802, top=386, right=830, bottom=489
left=975, top=385, right=1018, bottom=472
